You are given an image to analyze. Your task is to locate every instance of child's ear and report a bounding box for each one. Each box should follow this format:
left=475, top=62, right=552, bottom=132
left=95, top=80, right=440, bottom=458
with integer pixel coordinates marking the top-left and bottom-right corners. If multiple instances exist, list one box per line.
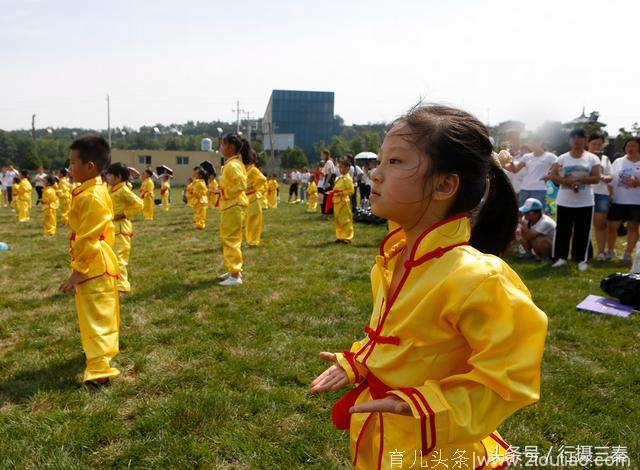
left=431, top=173, right=459, bottom=201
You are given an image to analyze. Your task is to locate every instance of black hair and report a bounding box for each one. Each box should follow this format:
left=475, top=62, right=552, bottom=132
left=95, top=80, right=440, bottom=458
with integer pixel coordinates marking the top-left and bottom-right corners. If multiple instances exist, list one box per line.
left=20, top=170, right=28, bottom=178
left=588, top=132, right=604, bottom=143
left=195, top=167, right=208, bottom=182
left=69, top=135, right=110, bottom=172
left=106, top=162, right=130, bottom=182
left=58, top=168, right=68, bottom=177
left=623, top=136, right=640, bottom=151
left=144, top=169, right=153, bottom=177
left=45, top=175, right=57, bottom=186
left=13, top=176, right=21, bottom=184
left=392, top=104, right=518, bottom=256
left=569, top=128, right=586, bottom=139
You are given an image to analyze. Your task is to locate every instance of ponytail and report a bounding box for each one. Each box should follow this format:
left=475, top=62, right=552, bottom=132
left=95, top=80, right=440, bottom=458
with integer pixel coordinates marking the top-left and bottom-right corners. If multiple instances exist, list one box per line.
left=469, top=163, right=518, bottom=256
left=239, top=138, right=253, bottom=165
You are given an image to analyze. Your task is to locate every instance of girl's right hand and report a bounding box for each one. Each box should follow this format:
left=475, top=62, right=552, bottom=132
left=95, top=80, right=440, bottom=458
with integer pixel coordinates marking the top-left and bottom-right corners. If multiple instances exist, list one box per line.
left=310, top=352, right=349, bottom=393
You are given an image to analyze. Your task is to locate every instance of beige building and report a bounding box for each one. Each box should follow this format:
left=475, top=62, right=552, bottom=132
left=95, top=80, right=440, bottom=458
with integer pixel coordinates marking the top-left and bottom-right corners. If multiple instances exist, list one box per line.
left=111, top=149, right=222, bottom=186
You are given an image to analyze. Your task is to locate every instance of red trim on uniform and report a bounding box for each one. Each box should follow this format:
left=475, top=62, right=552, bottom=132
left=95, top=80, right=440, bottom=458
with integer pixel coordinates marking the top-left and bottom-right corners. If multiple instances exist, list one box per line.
left=489, top=432, right=511, bottom=451
left=411, top=388, right=437, bottom=456
left=364, top=325, right=400, bottom=345
left=376, top=413, right=385, bottom=470
left=352, top=413, right=374, bottom=467
left=405, top=242, right=469, bottom=268
left=399, top=388, right=429, bottom=454
left=379, top=226, right=403, bottom=256
left=407, top=213, right=469, bottom=261
left=77, top=270, right=120, bottom=285
left=341, top=350, right=361, bottom=383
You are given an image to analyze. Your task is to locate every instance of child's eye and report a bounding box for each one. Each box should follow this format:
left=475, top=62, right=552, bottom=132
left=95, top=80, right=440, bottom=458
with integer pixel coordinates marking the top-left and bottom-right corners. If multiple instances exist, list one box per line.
left=388, top=158, right=399, bottom=164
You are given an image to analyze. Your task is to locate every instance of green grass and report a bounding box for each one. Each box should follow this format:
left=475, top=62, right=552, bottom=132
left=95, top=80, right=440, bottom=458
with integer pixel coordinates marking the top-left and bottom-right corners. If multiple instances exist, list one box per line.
left=0, top=188, right=638, bottom=469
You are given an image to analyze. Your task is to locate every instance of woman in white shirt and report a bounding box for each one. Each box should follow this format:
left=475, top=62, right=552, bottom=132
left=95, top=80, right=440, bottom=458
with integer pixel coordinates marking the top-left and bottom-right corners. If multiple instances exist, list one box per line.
left=548, top=129, right=601, bottom=271
left=587, top=133, right=614, bottom=261
left=606, top=137, right=640, bottom=262
left=505, top=137, right=557, bottom=208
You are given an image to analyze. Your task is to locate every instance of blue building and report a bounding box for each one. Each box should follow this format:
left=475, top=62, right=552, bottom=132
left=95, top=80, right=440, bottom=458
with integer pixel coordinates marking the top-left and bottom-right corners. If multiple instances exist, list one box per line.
left=262, top=90, right=335, bottom=161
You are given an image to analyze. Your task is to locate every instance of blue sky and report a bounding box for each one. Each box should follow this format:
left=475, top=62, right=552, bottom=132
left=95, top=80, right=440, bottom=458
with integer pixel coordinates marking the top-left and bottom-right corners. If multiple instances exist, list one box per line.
left=1, top=0, right=638, bottom=133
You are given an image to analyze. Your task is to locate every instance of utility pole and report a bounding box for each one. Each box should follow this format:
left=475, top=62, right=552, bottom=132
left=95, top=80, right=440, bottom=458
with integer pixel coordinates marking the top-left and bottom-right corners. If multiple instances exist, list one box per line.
left=242, top=110, right=253, bottom=142
left=31, top=114, right=36, bottom=140
left=107, top=94, right=112, bottom=147
left=232, top=99, right=241, bottom=134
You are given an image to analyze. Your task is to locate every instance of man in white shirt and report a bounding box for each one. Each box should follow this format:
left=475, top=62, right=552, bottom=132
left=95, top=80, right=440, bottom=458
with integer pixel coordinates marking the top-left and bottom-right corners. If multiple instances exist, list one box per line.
left=34, top=166, right=47, bottom=205
left=288, top=168, right=301, bottom=203
left=319, top=150, right=336, bottom=214
left=518, top=198, right=556, bottom=261
left=299, top=167, right=311, bottom=202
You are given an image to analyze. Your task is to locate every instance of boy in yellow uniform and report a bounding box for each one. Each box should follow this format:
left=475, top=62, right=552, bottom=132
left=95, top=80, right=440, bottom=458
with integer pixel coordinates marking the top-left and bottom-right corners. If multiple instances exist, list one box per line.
left=106, top=163, right=144, bottom=294
left=216, top=134, right=249, bottom=286
left=208, top=173, right=220, bottom=209
left=41, top=176, right=59, bottom=235
left=59, top=135, right=120, bottom=388
left=140, top=170, right=155, bottom=220
left=332, top=158, right=355, bottom=243
left=160, top=174, right=171, bottom=211
left=244, top=157, right=267, bottom=246
left=57, top=168, right=72, bottom=225
left=266, top=174, right=279, bottom=208
left=306, top=176, right=318, bottom=213
left=16, top=170, right=33, bottom=222
left=192, top=169, right=209, bottom=230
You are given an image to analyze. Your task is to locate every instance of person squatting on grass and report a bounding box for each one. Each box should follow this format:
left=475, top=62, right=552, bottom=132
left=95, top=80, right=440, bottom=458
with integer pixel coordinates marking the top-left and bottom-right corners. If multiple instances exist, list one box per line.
left=59, top=135, right=121, bottom=388
left=41, top=175, right=59, bottom=236
left=215, top=133, right=250, bottom=286
left=311, top=104, right=548, bottom=470
left=105, top=162, right=144, bottom=294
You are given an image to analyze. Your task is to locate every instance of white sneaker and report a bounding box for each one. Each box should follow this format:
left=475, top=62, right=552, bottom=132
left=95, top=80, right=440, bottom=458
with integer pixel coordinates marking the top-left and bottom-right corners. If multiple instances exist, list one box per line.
left=217, top=272, right=231, bottom=280
left=578, top=261, right=588, bottom=272
left=552, top=259, right=568, bottom=268
left=219, top=275, right=243, bottom=286
left=604, top=250, right=616, bottom=261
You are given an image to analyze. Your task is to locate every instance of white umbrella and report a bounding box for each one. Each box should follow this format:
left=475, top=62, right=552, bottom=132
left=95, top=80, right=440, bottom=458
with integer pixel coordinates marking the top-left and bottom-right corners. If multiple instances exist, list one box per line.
left=355, top=151, right=377, bottom=161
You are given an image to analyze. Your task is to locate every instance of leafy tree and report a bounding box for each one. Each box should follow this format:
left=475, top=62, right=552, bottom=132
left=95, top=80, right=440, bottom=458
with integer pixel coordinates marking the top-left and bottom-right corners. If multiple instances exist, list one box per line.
left=280, top=146, right=308, bottom=169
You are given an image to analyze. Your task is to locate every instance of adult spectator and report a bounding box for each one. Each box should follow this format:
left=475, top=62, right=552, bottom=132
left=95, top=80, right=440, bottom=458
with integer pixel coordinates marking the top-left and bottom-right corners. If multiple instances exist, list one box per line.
left=288, top=168, right=301, bottom=203
left=2, top=165, right=18, bottom=208
left=505, top=136, right=557, bottom=207
left=606, top=136, right=640, bottom=262
left=587, top=133, right=614, bottom=261
left=518, top=198, right=556, bottom=261
left=299, top=167, right=311, bottom=202
left=346, top=154, right=362, bottom=209
left=319, top=150, right=336, bottom=213
left=549, top=129, right=601, bottom=271
left=34, top=166, right=47, bottom=205
left=360, top=161, right=373, bottom=208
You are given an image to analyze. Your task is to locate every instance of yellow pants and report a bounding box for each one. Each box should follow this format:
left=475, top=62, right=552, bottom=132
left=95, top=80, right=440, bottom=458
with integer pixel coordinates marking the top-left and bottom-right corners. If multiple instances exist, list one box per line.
left=334, top=201, right=354, bottom=241
left=143, top=197, right=154, bottom=220
left=220, top=205, right=245, bottom=274
left=75, top=274, right=120, bottom=382
left=245, top=199, right=263, bottom=246
left=194, top=203, right=207, bottom=230
left=307, top=196, right=318, bottom=212
left=267, top=193, right=277, bottom=208
left=260, top=198, right=269, bottom=210
left=115, top=232, right=132, bottom=292
left=59, top=197, right=71, bottom=225
left=162, top=192, right=170, bottom=211
left=17, top=199, right=30, bottom=222
left=43, top=208, right=57, bottom=235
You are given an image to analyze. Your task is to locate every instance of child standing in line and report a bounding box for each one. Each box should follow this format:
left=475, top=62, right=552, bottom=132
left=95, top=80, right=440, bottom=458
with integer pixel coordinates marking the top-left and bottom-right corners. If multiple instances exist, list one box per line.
left=332, top=158, right=355, bottom=243
left=192, top=168, right=209, bottom=230
left=160, top=174, right=171, bottom=211
left=244, top=152, right=267, bottom=246
left=266, top=174, right=279, bottom=209
left=306, top=175, right=318, bottom=213
left=41, top=175, right=59, bottom=235
left=140, top=169, right=155, bottom=221
left=106, top=162, right=144, bottom=294
left=57, top=168, right=72, bottom=225
left=16, top=170, right=33, bottom=222
left=311, top=105, right=547, bottom=470
left=59, top=135, right=120, bottom=388
left=208, top=167, right=220, bottom=209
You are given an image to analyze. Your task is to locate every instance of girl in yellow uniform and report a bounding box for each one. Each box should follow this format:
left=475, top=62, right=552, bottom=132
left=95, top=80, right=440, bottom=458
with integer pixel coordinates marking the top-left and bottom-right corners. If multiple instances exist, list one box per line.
left=266, top=174, right=279, bottom=208
left=160, top=174, right=171, bottom=211
left=311, top=105, right=547, bottom=470
left=333, top=159, right=355, bottom=243
left=216, top=133, right=249, bottom=286
left=192, top=168, right=209, bottom=230
left=106, top=163, right=144, bottom=294
left=11, top=177, right=20, bottom=216
left=244, top=155, right=267, bottom=246
left=16, top=171, right=33, bottom=222
left=207, top=168, right=220, bottom=209
left=140, top=170, right=155, bottom=220
left=306, top=176, right=318, bottom=213
left=259, top=184, right=269, bottom=209
left=41, top=176, right=59, bottom=235
left=57, top=169, right=72, bottom=225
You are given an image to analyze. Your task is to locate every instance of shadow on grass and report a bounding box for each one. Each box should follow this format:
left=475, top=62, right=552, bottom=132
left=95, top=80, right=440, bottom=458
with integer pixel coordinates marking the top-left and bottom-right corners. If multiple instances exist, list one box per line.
left=0, top=292, right=69, bottom=311
left=0, top=355, right=84, bottom=404
left=125, top=278, right=218, bottom=302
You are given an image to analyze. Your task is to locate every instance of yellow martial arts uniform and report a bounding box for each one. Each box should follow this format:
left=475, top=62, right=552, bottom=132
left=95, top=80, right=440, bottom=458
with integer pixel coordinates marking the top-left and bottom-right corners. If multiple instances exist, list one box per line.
left=16, top=178, right=33, bottom=222
left=219, top=155, right=248, bottom=274
left=306, top=181, right=318, bottom=212
left=160, top=180, right=170, bottom=211
left=57, top=176, right=72, bottom=225
left=333, top=174, right=355, bottom=242
left=245, top=164, right=267, bottom=246
left=266, top=179, right=279, bottom=208
left=259, top=185, right=269, bottom=209
left=186, top=180, right=195, bottom=207
left=41, top=186, right=59, bottom=235
left=140, top=178, right=155, bottom=220
left=192, top=178, right=208, bottom=230
left=332, top=215, right=548, bottom=470
left=208, top=178, right=220, bottom=209
left=109, top=182, right=144, bottom=293
left=69, top=176, right=120, bottom=383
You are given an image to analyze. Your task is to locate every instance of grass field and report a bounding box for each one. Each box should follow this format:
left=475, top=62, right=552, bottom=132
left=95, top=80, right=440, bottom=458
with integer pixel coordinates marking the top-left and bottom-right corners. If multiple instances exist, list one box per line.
left=0, top=187, right=638, bottom=469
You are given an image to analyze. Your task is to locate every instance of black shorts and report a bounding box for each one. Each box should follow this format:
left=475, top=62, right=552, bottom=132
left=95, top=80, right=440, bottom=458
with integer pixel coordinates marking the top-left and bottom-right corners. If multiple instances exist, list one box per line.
left=607, top=203, right=640, bottom=223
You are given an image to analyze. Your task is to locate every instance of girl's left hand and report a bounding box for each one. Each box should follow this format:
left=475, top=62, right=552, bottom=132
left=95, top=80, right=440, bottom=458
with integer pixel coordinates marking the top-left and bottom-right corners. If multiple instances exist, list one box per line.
left=310, top=352, right=349, bottom=393
left=350, top=395, right=412, bottom=416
